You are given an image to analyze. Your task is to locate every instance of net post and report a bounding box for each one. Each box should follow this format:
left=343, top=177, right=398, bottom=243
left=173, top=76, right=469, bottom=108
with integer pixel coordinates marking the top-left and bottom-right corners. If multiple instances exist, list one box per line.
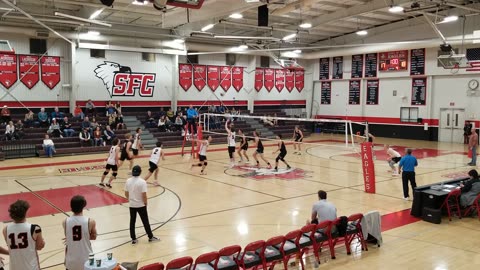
left=344, top=120, right=348, bottom=148
left=348, top=121, right=355, bottom=148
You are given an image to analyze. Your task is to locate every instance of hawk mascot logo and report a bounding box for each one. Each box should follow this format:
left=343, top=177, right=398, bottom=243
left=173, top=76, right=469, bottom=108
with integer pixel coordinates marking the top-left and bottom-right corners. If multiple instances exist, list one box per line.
left=94, top=61, right=155, bottom=97
left=228, top=165, right=311, bottom=181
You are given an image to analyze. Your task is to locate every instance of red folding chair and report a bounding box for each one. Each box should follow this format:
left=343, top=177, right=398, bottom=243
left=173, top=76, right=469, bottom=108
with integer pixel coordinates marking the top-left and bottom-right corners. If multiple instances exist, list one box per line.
left=236, top=240, right=265, bottom=270
left=312, top=220, right=334, bottom=262
left=193, top=251, right=220, bottom=270
left=299, top=224, right=319, bottom=264
left=166, top=256, right=194, bottom=270
left=262, top=236, right=285, bottom=270
left=440, top=188, right=462, bottom=221
left=217, top=245, right=241, bottom=270
left=280, top=230, right=304, bottom=270
left=140, top=263, right=165, bottom=270
left=464, top=193, right=480, bottom=221
left=344, top=213, right=368, bottom=255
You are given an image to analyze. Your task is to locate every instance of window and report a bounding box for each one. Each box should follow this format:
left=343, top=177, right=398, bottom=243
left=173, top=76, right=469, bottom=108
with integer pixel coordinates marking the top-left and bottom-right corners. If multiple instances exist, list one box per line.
left=260, top=56, right=270, bottom=67
left=226, top=53, right=236, bottom=66
left=437, top=48, right=458, bottom=67
left=186, top=53, right=198, bottom=64
left=30, top=39, right=47, bottom=54
left=142, top=52, right=156, bottom=62
left=400, top=107, right=419, bottom=123
left=90, top=49, right=105, bottom=58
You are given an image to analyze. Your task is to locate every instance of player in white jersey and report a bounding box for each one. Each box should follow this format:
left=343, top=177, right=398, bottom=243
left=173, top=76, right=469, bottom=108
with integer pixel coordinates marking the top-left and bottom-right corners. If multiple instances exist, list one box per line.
left=225, top=120, right=236, bottom=168
left=145, top=142, right=165, bottom=186
left=3, top=200, right=45, bottom=270
left=385, top=145, right=402, bottom=175
left=100, top=138, right=120, bottom=188
left=63, top=195, right=97, bottom=270
left=131, top=128, right=143, bottom=157
left=191, top=136, right=212, bottom=175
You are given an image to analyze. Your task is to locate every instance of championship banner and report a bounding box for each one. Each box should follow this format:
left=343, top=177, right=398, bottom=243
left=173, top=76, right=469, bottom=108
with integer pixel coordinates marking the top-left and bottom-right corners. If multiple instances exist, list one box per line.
left=0, top=53, right=17, bottom=89
left=193, top=64, right=207, bottom=91
left=232, top=66, right=243, bottom=92
left=179, top=63, right=193, bottom=91
left=274, top=69, right=285, bottom=92
left=294, top=69, right=304, bottom=92
left=40, top=56, right=60, bottom=89
left=19, top=55, right=39, bottom=89
left=264, top=68, right=274, bottom=92
left=285, top=69, right=295, bottom=92
left=254, top=68, right=263, bottom=92
left=220, top=66, right=231, bottom=91
left=207, top=65, right=220, bottom=91
left=360, top=142, right=376, bottom=193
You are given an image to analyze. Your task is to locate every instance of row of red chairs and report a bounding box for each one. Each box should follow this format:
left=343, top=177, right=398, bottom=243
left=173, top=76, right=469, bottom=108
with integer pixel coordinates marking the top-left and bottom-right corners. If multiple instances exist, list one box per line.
left=440, top=190, right=480, bottom=221
left=140, top=213, right=368, bottom=270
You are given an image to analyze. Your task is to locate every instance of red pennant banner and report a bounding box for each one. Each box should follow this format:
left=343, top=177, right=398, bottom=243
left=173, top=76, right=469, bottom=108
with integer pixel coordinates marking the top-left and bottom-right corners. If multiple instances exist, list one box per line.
left=40, top=56, right=60, bottom=89
left=294, top=69, right=304, bottom=92
left=19, top=55, right=39, bottom=89
left=264, top=68, right=274, bottom=92
left=254, top=68, right=263, bottom=92
left=220, top=66, right=232, bottom=91
left=179, top=63, right=193, bottom=91
left=0, top=53, right=17, bottom=89
left=275, top=69, right=285, bottom=92
left=207, top=65, right=220, bottom=91
left=285, top=69, right=295, bottom=92
left=231, top=66, right=243, bottom=92
left=193, top=64, right=207, bottom=91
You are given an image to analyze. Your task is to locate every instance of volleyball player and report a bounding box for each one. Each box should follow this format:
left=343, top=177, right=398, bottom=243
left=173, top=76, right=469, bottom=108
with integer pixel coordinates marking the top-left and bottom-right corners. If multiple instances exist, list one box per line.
left=63, top=195, right=97, bottom=270
left=237, top=129, right=250, bottom=163
left=145, top=142, right=165, bottom=186
left=0, top=245, right=7, bottom=270
left=100, top=137, right=120, bottom=188
left=225, top=120, right=236, bottom=168
left=131, top=128, right=143, bottom=157
left=3, top=200, right=45, bottom=270
left=385, top=145, right=402, bottom=175
left=118, top=133, right=133, bottom=170
left=273, top=134, right=291, bottom=171
left=292, top=125, right=304, bottom=155
left=253, top=130, right=272, bottom=169
left=191, top=135, right=212, bottom=175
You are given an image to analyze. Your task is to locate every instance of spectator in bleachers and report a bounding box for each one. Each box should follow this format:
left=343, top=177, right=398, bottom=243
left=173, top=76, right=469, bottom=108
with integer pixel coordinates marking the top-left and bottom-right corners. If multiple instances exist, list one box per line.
left=79, top=128, right=93, bottom=147
left=166, top=108, right=175, bottom=121
left=272, top=113, right=278, bottom=126
left=61, top=117, right=75, bottom=137
left=85, top=99, right=96, bottom=117
left=103, top=125, right=116, bottom=145
left=81, top=117, right=91, bottom=132
left=174, top=115, right=184, bottom=131
left=47, top=118, right=62, bottom=138
left=93, top=126, right=104, bottom=146
left=14, top=120, right=24, bottom=140
left=115, top=101, right=122, bottom=114
left=186, top=105, right=198, bottom=135
left=262, top=114, right=274, bottom=126
left=106, top=102, right=117, bottom=116
left=145, top=111, right=156, bottom=128
left=115, top=114, right=125, bottom=130
left=73, top=104, right=84, bottom=120
left=0, top=105, right=11, bottom=125
left=5, top=121, right=15, bottom=141
left=42, top=134, right=56, bottom=158
left=176, top=107, right=182, bottom=117
left=24, top=110, right=34, bottom=128
left=158, top=115, right=168, bottom=132
left=51, top=107, right=64, bottom=122
left=158, top=107, right=166, bottom=118
left=38, top=107, right=49, bottom=127
left=90, top=117, right=99, bottom=136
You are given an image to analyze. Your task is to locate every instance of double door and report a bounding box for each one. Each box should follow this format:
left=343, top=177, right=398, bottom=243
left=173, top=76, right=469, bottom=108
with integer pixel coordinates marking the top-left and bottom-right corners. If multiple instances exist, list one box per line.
left=439, top=108, right=465, bottom=143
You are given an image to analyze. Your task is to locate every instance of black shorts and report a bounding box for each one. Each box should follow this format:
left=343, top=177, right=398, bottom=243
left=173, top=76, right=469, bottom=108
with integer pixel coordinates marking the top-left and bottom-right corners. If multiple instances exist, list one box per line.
left=120, top=152, right=131, bottom=161
left=148, top=161, right=158, bottom=173
left=295, top=137, right=303, bottom=142
left=199, top=155, right=207, bottom=162
left=228, top=146, right=235, bottom=158
left=241, top=143, right=248, bottom=150
left=276, top=152, right=286, bottom=160
left=132, top=148, right=139, bottom=156
left=392, top=157, right=401, bottom=163
left=105, top=164, right=118, bottom=171
left=256, top=148, right=264, bottom=154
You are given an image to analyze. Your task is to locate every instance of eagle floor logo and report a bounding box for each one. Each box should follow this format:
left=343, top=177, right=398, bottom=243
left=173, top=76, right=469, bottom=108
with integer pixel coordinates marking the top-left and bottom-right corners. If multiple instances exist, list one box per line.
left=94, top=61, right=156, bottom=97
left=228, top=165, right=311, bottom=180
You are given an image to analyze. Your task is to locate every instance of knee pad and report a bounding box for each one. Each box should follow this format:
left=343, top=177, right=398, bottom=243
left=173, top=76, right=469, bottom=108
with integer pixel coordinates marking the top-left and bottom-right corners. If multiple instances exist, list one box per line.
left=204, top=162, right=208, bottom=166
left=103, top=171, right=108, bottom=176
left=112, top=172, right=117, bottom=177
left=275, top=157, right=280, bottom=162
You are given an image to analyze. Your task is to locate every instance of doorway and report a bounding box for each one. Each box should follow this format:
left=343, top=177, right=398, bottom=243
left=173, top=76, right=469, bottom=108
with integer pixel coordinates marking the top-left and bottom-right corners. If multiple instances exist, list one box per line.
left=439, top=108, right=465, bottom=143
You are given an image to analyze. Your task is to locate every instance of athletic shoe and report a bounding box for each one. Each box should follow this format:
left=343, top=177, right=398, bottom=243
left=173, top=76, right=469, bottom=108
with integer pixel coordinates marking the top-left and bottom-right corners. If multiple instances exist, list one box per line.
left=148, top=236, right=160, bottom=242
left=99, top=183, right=105, bottom=187
left=200, top=171, right=207, bottom=175
left=468, top=163, right=476, bottom=166
left=106, top=183, right=112, bottom=188
left=274, top=168, right=278, bottom=172
left=392, top=173, right=399, bottom=176
left=131, top=239, right=138, bottom=245
left=287, top=166, right=292, bottom=170
left=153, top=181, right=160, bottom=186
left=267, top=164, right=272, bottom=169
left=403, top=197, right=410, bottom=201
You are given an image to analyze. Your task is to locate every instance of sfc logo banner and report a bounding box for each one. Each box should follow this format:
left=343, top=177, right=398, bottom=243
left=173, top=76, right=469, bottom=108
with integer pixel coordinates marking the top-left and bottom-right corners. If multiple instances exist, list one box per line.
left=94, top=61, right=155, bottom=97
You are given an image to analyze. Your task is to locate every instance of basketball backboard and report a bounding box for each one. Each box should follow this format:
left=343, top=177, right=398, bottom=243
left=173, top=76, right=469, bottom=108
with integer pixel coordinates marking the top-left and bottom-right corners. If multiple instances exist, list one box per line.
left=166, top=0, right=205, bottom=9
left=437, top=54, right=472, bottom=69
left=0, top=40, right=14, bottom=53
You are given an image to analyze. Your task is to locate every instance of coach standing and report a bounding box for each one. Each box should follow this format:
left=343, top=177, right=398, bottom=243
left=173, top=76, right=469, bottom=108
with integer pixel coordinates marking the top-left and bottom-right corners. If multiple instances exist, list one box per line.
left=398, top=149, right=418, bottom=201
left=468, top=130, right=478, bottom=166
left=124, top=166, right=159, bottom=245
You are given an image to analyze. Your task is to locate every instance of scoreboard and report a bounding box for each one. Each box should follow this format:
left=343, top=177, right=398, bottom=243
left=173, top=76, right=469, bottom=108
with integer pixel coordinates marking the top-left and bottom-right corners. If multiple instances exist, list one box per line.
left=379, top=50, right=408, bottom=71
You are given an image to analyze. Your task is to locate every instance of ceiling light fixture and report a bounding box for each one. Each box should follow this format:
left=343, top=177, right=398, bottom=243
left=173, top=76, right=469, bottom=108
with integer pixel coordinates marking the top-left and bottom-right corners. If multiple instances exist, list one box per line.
left=356, top=30, right=368, bottom=36
left=229, top=13, right=243, bottom=19
left=238, top=44, right=248, bottom=49
left=89, top=8, right=104, bottom=20
left=442, top=15, right=458, bottom=23
left=388, top=5, right=404, bottom=13
left=282, top=33, right=297, bottom=41
left=87, top=31, right=100, bottom=36
left=293, top=49, right=302, bottom=53
left=55, top=12, right=112, bottom=27
left=201, top=24, right=215, bottom=32
left=299, top=22, right=312, bottom=29
left=132, top=0, right=148, bottom=5
left=173, top=39, right=185, bottom=43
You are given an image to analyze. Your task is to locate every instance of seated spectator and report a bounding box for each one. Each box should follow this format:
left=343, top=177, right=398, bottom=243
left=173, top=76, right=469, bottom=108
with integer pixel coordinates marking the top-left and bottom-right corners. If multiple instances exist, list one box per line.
left=262, top=114, right=274, bottom=126
left=14, top=120, right=24, bottom=140
left=90, top=117, right=99, bottom=135
left=158, top=107, right=166, bottom=118
left=47, top=118, right=62, bottom=138
left=165, top=116, right=173, bottom=131
left=38, top=107, right=49, bottom=127
left=42, top=134, right=55, bottom=158
left=106, top=102, right=117, bottom=116
left=93, top=126, right=104, bottom=146
left=308, top=190, right=337, bottom=227
left=61, top=117, right=75, bottom=137
left=158, top=115, right=168, bottom=132
left=272, top=113, right=278, bottom=126
left=5, top=121, right=15, bottom=141
left=103, top=125, right=116, bottom=145
left=0, top=105, right=11, bottom=125
left=460, top=169, right=480, bottom=208
left=174, top=115, right=184, bottom=131
left=115, top=114, right=125, bottom=130
left=73, top=104, right=84, bottom=120
left=79, top=128, right=92, bottom=147
left=108, top=112, right=117, bottom=129
left=81, top=117, right=91, bottom=132
left=115, top=101, right=122, bottom=114
left=85, top=99, right=96, bottom=117
left=24, top=110, right=35, bottom=128
left=166, top=108, right=175, bottom=121
left=51, top=107, right=64, bottom=122
left=145, top=111, right=156, bottom=128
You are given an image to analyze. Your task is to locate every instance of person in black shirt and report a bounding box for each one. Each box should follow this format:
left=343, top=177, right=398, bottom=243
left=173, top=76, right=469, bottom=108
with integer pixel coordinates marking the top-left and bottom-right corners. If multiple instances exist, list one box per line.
left=273, top=134, right=291, bottom=172
left=252, top=130, right=271, bottom=169
left=464, top=121, right=473, bottom=144
left=237, top=129, right=250, bottom=163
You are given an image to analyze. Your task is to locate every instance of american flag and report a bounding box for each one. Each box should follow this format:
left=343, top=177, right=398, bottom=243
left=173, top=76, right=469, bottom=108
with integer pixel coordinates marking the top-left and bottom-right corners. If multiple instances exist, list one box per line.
left=466, top=48, right=480, bottom=72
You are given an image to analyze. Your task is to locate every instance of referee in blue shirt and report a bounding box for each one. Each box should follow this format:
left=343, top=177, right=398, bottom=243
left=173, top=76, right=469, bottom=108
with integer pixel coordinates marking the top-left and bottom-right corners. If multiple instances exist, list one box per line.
left=398, top=148, right=418, bottom=200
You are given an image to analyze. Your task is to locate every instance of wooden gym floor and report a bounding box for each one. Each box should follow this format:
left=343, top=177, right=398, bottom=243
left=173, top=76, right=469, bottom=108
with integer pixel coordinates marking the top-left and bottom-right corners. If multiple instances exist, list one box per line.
left=0, top=133, right=479, bottom=270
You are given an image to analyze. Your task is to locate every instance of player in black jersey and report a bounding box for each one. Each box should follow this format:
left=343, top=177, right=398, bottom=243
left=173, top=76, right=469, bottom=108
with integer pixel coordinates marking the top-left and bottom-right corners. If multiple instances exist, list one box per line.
left=252, top=130, right=271, bottom=169
left=292, top=125, right=304, bottom=155
left=237, top=129, right=250, bottom=163
left=273, top=134, right=291, bottom=171
left=118, top=133, right=134, bottom=170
